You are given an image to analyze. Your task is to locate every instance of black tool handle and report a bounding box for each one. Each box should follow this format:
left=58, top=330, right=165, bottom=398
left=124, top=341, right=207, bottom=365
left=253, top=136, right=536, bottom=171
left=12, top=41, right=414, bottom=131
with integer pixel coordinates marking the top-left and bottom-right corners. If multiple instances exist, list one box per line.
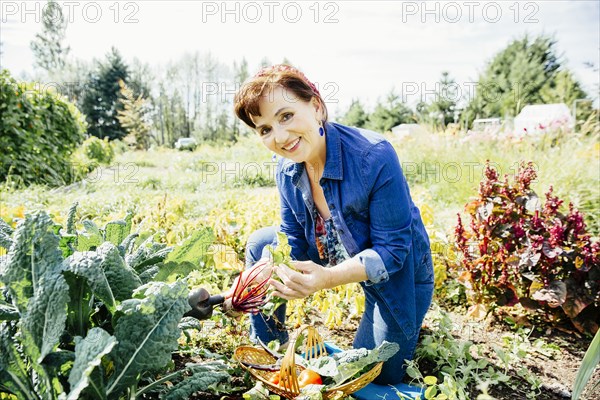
left=183, top=288, right=225, bottom=321
left=207, top=294, right=225, bottom=306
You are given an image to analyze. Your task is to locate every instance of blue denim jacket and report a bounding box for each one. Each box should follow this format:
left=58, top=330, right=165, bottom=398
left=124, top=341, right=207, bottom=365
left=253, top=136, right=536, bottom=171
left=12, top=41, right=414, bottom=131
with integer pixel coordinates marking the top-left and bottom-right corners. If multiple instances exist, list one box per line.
left=269, top=121, right=434, bottom=340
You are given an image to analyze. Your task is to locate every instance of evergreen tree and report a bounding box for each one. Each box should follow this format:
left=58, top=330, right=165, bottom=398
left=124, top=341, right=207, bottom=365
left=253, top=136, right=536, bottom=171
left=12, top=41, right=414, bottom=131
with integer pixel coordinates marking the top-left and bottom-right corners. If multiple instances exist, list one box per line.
left=80, top=47, right=130, bottom=140
left=30, top=0, right=70, bottom=73
left=341, top=99, right=368, bottom=128
left=416, top=72, right=458, bottom=130
left=430, top=71, right=458, bottom=127
left=540, top=70, right=588, bottom=108
left=462, top=34, right=589, bottom=127
left=366, top=90, right=413, bottom=133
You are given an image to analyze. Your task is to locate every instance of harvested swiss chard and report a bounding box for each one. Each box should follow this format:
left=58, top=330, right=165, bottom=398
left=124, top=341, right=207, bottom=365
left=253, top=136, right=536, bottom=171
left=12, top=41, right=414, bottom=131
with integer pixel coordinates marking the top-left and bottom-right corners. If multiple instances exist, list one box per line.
left=222, top=232, right=294, bottom=317
left=305, top=341, right=400, bottom=385
left=230, top=258, right=273, bottom=312
left=261, top=232, right=295, bottom=318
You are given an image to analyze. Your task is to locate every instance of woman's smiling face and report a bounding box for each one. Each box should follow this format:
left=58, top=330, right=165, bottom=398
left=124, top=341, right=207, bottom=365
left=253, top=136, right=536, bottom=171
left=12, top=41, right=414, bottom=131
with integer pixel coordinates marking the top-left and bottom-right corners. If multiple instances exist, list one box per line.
left=250, top=85, right=325, bottom=165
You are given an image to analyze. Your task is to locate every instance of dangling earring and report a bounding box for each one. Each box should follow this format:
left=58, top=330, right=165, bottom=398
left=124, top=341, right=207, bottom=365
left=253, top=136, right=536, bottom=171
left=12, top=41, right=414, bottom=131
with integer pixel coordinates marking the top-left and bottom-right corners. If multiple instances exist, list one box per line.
left=271, top=153, right=277, bottom=162
left=318, top=121, right=324, bottom=136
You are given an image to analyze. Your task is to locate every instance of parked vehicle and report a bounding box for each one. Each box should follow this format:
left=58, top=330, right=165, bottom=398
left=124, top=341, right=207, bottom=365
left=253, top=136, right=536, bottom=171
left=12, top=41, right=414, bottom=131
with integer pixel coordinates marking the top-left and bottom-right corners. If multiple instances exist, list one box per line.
left=175, top=137, right=198, bottom=151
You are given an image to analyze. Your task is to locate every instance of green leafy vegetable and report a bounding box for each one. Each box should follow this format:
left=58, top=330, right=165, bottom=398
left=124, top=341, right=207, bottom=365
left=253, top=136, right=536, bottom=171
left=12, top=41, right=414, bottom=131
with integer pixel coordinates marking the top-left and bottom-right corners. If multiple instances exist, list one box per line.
left=125, top=235, right=172, bottom=274
left=0, top=218, right=13, bottom=249
left=0, top=301, right=19, bottom=321
left=63, top=249, right=118, bottom=313
left=243, top=381, right=281, bottom=399
left=22, top=271, right=70, bottom=363
left=262, top=232, right=294, bottom=317
left=333, top=348, right=369, bottom=364
left=67, top=328, right=117, bottom=400
left=0, top=322, right=35, bottom=399
left=78, top=219, right=104, bottom=251
left=1, top=212, right=63, bottom=313
left=295, top=385, right=325, bottom=400
left=333, top=341, right=399, bottom=384
left=304, top=356, right=338, bottom=377
left=98, top=242, right=142, bottom=301
left=107, top=280, right=189, bottom=396
left=304, top=341, right=400, bottom=386
left=0, top=208, right=194, bottom=400
left=66, top=201, right=78, bottom=234
left=156, top=227, right=215, bottom=282
left=104, top=213, right=132, bottom=246
left=162, top=362, right=231, bottom=400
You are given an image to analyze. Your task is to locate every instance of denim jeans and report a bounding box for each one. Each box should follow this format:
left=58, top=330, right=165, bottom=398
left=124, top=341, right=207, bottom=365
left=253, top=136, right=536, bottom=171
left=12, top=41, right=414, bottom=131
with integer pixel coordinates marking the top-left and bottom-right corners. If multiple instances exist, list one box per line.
left=245, top=226, right=433, bottom=385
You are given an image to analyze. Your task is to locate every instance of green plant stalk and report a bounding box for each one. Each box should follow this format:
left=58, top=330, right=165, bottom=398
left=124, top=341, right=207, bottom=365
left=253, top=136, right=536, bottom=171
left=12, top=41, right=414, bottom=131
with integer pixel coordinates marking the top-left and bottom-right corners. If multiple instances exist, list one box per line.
left=128, top=383, right=137, bottom=400
left=76, top=282, right=85, bottom=337
left=572, top=328, right=600, bottom=400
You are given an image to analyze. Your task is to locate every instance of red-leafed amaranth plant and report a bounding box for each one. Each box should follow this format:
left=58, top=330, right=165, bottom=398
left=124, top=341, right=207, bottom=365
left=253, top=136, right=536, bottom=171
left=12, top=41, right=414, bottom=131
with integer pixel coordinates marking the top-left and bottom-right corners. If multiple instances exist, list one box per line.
left=454, top=161, right=599, bottom=332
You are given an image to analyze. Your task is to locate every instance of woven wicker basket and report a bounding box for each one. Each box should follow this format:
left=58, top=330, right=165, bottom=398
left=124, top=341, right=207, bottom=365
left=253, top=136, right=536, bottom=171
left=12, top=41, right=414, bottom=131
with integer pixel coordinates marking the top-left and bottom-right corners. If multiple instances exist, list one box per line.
left=234, top=326, right=382, bottom=399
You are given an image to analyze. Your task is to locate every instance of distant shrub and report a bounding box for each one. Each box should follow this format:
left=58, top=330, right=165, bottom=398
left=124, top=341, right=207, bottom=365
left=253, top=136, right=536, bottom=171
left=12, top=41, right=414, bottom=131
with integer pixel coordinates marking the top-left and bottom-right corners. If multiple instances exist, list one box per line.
left=83, top=136, right=115, bottom=164
left=454, top=161, right=599, bottom=332
left=71, top=136, right=115, bottom=180
left=0, top=69, right=86, bottom=186
left=71, top=136, right=115, bottom=179
left=110, top=139, right=130, bottom=155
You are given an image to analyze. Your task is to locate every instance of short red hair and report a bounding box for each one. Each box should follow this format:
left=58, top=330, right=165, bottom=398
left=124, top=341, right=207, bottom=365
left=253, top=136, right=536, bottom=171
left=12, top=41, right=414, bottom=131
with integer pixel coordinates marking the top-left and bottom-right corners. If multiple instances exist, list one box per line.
left=234, top=64, right=328, bottom=129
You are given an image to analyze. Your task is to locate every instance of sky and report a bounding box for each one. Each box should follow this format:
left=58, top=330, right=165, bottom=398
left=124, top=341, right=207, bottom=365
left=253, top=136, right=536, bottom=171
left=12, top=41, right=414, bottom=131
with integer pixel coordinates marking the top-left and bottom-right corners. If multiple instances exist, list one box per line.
left=1, top=0, right=599, bottom=115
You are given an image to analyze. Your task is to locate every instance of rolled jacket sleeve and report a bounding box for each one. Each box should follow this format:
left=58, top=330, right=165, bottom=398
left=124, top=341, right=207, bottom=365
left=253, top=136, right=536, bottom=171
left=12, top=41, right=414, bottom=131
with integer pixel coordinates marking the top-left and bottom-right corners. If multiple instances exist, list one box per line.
left=353, top=248, right=388, bottom=284
left=356, top=140, right=413, bottom=285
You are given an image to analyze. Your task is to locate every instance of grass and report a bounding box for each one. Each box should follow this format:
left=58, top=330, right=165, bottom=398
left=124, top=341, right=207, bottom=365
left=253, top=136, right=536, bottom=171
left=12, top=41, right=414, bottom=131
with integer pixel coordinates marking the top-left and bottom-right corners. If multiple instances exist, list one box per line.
left=388, top=130, right=600, bottom=237
left=2, top=129, right=598, bottom=243
left=1, top=134, right=279, bottom=247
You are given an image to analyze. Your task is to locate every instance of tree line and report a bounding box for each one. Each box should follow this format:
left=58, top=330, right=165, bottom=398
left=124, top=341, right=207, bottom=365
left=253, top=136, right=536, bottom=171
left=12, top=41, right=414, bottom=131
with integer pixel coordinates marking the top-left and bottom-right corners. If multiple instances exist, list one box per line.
left=27, top=0, right=594, bottom=148
left=341, top=36, right=593, bottom=133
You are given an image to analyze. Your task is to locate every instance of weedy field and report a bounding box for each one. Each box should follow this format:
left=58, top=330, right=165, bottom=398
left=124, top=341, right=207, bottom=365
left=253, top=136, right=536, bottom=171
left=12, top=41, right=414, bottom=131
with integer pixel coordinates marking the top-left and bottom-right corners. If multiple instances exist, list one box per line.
left=1, top=128, right=599, bottom=400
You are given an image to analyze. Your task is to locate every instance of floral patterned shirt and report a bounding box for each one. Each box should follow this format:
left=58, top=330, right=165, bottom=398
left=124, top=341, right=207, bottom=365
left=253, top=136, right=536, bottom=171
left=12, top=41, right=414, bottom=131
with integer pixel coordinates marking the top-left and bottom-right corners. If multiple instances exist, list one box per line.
left=313, top=204, right=350, bottom=267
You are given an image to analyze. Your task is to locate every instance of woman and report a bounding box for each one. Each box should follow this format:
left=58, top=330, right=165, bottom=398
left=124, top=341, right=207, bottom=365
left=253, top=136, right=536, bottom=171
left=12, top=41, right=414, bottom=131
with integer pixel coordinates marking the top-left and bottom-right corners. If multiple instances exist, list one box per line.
left=229, top=64, right=433, bottom=384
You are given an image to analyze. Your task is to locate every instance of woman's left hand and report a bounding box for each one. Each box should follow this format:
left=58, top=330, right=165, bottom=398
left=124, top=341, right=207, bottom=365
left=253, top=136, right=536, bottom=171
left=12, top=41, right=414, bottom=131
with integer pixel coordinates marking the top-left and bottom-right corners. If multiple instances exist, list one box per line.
left=269, top=261, right=333, bottom=300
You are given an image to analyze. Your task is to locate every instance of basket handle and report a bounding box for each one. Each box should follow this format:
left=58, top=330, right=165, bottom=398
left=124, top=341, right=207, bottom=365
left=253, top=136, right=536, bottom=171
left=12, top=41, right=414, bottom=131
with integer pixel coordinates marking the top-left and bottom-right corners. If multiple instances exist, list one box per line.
left=301, top=325, right=327, bottom=361
left=279, top=338, right=300, bottom=394
left=279, top=325, right=327, bottom=395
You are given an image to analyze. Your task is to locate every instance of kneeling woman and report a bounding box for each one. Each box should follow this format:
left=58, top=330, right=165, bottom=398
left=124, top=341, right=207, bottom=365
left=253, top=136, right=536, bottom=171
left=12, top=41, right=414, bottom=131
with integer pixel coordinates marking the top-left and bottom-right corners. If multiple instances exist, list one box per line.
left=228, top=64, right=433, bottom=385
